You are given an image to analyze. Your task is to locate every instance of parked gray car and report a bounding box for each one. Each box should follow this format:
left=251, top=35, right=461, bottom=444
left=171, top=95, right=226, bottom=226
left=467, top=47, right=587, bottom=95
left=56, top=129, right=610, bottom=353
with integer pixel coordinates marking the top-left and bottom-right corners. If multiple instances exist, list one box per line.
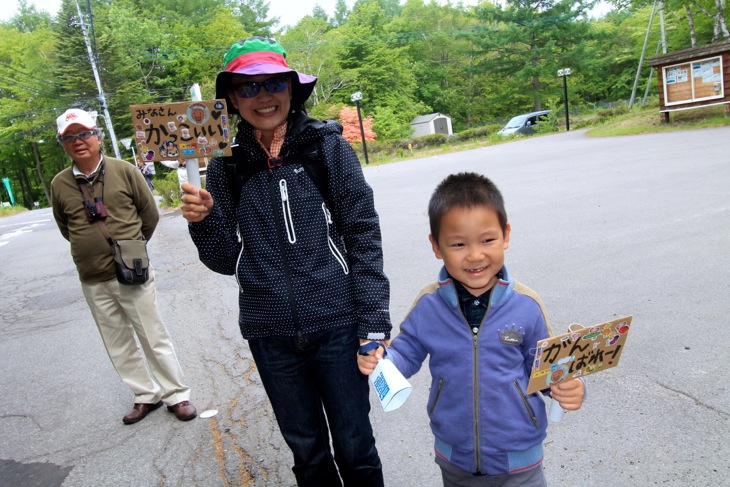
left=498, top=110, right=552, bottom=136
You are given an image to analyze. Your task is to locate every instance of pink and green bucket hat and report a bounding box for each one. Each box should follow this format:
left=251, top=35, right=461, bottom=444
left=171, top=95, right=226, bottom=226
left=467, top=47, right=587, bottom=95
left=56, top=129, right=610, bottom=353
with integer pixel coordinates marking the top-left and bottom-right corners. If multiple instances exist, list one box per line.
left=215, top=37, right=317, bottom=112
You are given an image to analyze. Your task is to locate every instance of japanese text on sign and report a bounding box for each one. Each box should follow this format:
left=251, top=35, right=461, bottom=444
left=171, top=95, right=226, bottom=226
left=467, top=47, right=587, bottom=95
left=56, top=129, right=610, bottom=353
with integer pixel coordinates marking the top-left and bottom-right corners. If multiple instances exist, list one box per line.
left=526, top=316, right=633, bottom=394
left=129, top=100, right=232, bottom=162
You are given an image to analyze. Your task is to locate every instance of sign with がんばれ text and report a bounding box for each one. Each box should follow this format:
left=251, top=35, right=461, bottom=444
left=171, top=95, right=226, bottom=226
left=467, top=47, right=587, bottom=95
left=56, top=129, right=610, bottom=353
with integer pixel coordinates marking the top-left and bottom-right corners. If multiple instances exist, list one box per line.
left=526, top=315, right=633, bottom=394
left=129, top=100, right=232, bottom=162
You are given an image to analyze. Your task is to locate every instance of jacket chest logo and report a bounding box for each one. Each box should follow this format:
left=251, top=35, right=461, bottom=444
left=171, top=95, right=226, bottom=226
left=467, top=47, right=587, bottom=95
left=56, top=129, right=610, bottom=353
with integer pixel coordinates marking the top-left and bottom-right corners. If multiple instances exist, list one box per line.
left=498, top=324, right=523, bottom=346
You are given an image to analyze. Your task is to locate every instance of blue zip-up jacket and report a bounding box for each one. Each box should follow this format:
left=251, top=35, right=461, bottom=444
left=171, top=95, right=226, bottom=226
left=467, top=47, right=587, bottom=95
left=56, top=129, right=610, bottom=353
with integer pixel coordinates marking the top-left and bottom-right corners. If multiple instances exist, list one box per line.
left=386, top=265, right=553, bottom=475
left=188, top=113, right=391, bottom=340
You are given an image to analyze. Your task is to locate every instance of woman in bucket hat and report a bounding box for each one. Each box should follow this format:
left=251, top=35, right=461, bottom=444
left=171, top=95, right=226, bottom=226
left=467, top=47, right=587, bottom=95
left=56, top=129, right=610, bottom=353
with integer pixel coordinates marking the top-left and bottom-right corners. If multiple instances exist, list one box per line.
left=181, top=37, right=392, bottom=486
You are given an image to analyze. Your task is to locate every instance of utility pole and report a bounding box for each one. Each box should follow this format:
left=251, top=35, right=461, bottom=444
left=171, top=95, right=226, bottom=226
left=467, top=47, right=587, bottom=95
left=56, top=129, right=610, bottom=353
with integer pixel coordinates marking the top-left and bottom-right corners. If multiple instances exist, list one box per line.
left=74, top=0, right=121, bottom=158
left=659, top=3, right=668, bottom=54
left=629, top=0, right=658, bottom=109
left=642, top=2, right=668, bottom=106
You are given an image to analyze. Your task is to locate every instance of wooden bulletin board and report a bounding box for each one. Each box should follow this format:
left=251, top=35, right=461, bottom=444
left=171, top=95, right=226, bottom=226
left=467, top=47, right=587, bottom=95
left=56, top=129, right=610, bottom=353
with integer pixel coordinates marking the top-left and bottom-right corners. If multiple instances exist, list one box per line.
left=665, top=64, right=692, bottom=104
left=693, top=57, right=723, bottom=98
left=665, top=56, right=723, bottom=105
left=129, top=99, right=232, bottom=163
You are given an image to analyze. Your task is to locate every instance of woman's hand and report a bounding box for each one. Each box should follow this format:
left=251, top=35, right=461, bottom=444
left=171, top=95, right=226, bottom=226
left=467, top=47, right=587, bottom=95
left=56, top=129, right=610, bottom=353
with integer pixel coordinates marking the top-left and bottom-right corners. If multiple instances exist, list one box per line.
left=180, top=182, right=214, bottom=222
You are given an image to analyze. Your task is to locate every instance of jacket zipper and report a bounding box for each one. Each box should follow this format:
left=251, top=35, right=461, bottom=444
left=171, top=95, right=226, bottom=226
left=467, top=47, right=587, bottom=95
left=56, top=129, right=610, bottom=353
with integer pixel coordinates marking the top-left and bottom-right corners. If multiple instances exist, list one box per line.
left=429, top=377, right=444, bottom=415
left=321, top=203, right=349, bottom=274
left=235, top=238, right=244, bottom=290
left=473, top=333, right=481, bottom=473
left=269, top=175, right=301, bottom=331
left=279, top=179, right=296, bottom=244
left=465, top=300, right=489, bottom=474
left=513, top=380, right=539, bottom=426
left=235, top=212, right=243, bottom=289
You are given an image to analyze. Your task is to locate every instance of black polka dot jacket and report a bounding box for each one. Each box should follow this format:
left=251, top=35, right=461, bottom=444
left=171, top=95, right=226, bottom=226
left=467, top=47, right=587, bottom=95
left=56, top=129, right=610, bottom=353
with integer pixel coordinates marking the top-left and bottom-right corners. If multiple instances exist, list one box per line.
left=188, top=113, right=392, bottom=340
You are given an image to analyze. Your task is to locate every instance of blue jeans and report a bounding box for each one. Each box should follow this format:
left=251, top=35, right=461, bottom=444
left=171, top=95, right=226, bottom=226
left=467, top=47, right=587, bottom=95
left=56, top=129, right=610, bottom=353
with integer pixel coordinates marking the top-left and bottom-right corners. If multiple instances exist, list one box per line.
left=248, top=326, right=383, bottom=487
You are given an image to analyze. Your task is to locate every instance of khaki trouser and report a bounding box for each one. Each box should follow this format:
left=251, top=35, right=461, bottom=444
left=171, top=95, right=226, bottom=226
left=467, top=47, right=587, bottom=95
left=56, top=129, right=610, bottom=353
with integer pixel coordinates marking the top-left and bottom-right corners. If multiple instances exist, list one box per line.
left=81, top=267, right=191, bottom=405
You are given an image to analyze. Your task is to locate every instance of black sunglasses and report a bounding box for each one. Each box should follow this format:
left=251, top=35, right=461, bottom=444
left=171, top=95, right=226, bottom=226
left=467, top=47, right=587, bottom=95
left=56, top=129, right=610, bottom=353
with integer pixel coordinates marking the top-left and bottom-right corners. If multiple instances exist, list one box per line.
left=232, top=76, right=289, bottom=99
left=57, top=130, right=97, bottom=143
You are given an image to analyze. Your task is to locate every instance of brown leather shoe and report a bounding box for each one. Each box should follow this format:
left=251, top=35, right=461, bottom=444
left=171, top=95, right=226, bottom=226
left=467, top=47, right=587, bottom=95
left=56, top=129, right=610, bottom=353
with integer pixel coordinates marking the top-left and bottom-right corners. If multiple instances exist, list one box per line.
left=167, top=400, right=197, bottom=421
left=122, top=401, right=163, bottom=424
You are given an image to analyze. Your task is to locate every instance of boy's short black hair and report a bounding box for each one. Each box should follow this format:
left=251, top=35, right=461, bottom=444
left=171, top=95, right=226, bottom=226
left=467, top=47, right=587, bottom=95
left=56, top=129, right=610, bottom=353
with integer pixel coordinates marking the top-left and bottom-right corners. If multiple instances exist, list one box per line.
left=428, top=172, right=508, bottom=241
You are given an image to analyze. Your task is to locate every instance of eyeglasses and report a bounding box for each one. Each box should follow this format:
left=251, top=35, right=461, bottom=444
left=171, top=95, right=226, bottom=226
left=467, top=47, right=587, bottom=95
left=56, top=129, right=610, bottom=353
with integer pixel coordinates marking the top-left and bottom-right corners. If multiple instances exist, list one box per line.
left=232, top=77, right=289, bottom=99
left=57, top=130, right=97, bottom=143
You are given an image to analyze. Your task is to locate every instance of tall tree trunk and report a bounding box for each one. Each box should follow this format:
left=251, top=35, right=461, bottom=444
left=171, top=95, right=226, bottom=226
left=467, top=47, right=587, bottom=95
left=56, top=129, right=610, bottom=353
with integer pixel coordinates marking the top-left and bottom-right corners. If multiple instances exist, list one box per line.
left=17, top=168, right=33, bottom=209
left=532, top=72, right=542, bottom=111
left=531, top=52, right=541, bottom=111
left=685, top=5, right=697, bottom=47
left=30, top=142, right=51, bottom=206
left=691, top=0, right=729, bottom=41
left=715, top=0, right=729, bottom=39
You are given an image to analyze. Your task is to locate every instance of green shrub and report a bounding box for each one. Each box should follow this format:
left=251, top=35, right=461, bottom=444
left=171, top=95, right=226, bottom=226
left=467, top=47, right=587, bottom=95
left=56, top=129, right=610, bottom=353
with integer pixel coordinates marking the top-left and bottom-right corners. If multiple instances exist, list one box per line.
left=155, top=170, right=183, bottom=208
left=413, top=133, right=449, bottom=147
left=457, top=125, right=500, bottom=140
left=310, top=103, right=344, bottom=122
left=534, top=112, right=560, bottom=134
left=596, top=106, right=630, bottom=119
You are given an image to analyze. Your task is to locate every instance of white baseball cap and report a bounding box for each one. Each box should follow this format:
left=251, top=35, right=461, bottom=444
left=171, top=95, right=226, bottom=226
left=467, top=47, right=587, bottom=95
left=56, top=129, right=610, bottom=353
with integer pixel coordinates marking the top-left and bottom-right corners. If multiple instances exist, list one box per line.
left=56, top=109, right=97, bottom=135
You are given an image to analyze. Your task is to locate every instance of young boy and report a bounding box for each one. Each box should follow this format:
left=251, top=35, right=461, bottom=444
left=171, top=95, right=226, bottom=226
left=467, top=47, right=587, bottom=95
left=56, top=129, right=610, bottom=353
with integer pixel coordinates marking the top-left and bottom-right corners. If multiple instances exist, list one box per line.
left=358, top=172, right=585, bottom=486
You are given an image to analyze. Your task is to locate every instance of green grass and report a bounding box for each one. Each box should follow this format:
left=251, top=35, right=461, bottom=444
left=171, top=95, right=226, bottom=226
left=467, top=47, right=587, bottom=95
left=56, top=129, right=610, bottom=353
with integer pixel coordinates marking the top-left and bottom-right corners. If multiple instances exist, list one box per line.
left=0, top=206, right=28, bottom=218
left=583, top=104, right=730, bottom=137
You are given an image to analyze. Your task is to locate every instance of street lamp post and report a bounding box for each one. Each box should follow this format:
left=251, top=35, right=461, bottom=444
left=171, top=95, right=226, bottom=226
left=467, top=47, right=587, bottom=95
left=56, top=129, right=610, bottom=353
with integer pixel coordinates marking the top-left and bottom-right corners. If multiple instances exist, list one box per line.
left=557, top=68, right=572, bottom=131
left=350, top=91, right=369, bottom=165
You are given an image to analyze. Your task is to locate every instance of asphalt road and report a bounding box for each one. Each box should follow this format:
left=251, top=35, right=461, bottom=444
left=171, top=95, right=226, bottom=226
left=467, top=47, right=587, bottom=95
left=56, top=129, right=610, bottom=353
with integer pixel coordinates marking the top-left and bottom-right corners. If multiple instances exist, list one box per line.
left=1, top=127, right=728, bottom=486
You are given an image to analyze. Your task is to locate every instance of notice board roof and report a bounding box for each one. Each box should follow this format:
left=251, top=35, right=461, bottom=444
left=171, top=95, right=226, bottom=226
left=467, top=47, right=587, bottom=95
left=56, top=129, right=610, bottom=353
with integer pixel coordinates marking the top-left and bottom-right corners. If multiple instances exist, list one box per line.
left=648, top=39, right=730, bottom=67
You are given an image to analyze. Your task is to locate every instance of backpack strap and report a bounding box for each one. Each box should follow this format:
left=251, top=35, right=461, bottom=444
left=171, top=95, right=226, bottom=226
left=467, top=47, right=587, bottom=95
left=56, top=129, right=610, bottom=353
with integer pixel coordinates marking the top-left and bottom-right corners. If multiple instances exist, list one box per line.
left=224, top=140, right=327, bottom=208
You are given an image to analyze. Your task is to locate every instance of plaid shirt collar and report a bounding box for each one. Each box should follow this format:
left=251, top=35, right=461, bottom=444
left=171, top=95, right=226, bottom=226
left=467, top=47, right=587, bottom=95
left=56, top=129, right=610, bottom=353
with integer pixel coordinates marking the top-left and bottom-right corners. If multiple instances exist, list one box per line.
left=255, top=123, right=288, bottom=158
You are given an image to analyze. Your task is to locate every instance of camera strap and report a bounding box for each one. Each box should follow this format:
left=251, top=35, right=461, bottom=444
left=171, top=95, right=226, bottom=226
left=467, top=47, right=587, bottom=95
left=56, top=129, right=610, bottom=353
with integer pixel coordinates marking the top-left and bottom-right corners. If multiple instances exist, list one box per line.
left=78, top=180, right=114, bottom=249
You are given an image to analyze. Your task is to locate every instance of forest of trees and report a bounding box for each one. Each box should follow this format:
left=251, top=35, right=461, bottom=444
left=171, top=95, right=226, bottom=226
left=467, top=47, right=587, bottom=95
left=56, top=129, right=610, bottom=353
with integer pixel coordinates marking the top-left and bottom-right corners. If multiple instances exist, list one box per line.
left=1, top=0, right=728, bottom=207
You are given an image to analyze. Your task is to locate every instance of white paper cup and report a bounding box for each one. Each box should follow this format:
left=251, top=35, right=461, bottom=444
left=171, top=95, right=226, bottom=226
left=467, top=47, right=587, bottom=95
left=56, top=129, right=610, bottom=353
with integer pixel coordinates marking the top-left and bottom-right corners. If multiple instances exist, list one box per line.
left=548, top=398, right=565, bottom=423
left=369, top=359, right=412, bottom=412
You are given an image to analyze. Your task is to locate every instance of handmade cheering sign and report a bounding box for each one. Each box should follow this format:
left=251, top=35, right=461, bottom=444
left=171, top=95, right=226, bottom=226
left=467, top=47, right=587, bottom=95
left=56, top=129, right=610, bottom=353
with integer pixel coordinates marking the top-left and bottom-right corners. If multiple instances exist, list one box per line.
left=129, top=100, right=232, bottom=162
left=527, top=316, right=633, bottom=394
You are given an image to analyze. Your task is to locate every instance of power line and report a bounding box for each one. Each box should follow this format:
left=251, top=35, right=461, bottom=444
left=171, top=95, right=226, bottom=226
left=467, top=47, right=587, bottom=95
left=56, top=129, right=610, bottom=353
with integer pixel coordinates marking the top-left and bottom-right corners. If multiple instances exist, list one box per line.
left=0, top=62, right=70, bottom=92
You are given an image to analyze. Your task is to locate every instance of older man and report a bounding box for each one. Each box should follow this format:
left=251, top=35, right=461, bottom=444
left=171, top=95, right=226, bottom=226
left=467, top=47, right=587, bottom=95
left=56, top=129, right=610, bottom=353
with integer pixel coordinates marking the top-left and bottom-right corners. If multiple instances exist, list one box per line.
left=50, top=108, right=197, bottom=425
